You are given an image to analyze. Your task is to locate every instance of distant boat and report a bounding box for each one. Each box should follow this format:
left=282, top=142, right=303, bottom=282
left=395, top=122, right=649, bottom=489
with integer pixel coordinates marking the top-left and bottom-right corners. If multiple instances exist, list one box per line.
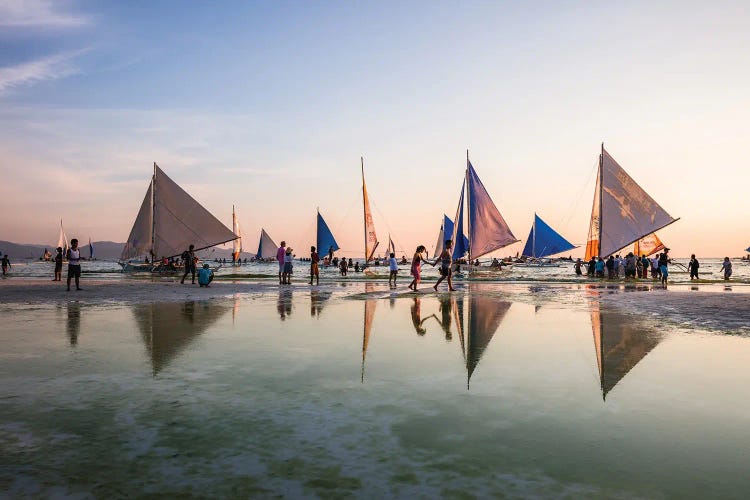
left=120, top=163, right=238, bottom=267
left=361, top=158, right=379, bottom=263
left=256, top=229, right=277, bottom=260
left=57, top=219, right=69, bottom=255
left=451, top=151, right=518, bottom=264
left=88, top=237, right=94, bottom=259
left=316, top=209, right=339, bottom=260
left=521, top=213, right=576, bottom=259
left=232, top=205, right=243, bottom=262
left=453, top=285, right=512, bottom=389
left=433, top=214, right=469, bottom=259
left=584, top=145, right=678, bottom=261
left=632, top=232, right=665, bottom=257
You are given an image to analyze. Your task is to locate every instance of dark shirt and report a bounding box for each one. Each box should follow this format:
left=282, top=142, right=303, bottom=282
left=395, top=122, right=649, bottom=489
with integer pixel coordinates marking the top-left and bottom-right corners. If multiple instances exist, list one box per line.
left=658, top=254, right=669, bottom=266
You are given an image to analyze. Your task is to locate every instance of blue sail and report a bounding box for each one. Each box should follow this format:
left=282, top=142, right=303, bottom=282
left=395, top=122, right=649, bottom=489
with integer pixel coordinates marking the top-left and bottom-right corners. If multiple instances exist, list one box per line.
left=437, top=214, right=469, bottom=258
left=746, top=246, right=750, bottom=253
left=452, top=181, right=468, bottom=260
left=522, top=214, right=576, bottom=258
left=317, top=211, right=340, bottom=256
left=466, top=160, right=517, bottom=259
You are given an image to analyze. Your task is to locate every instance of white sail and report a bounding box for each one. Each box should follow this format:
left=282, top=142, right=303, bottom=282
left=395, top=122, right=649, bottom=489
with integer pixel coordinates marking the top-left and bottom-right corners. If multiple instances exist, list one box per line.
left=232, top=205, right=243, bottom=261
left=121, top=183, right=153, bottom=260
left=121, top=164, right=238, bottom=260
left=587, top=146, right=677, bottom=259
left=362, top=158, right=379, bottom=262
left=433, top=219, right=445, bottom=258
left=256, top=229, right=277, bottom=260
left=57, top=219, right=69, bottom=253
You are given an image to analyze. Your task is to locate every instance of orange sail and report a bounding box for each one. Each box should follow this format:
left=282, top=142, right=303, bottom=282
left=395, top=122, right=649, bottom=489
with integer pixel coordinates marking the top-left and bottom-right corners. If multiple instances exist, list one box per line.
left=362, top=158, right=379, bottom=262
left=633, top=233, right=665, bottom=257
left=584, top=166, right=601, bottom=261
left=232, top=205, right=243, bottom=261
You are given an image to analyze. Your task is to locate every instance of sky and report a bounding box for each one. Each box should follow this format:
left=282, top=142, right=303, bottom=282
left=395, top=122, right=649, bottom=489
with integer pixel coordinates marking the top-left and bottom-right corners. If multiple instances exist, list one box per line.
left=1, top=0, right=749, bottom=258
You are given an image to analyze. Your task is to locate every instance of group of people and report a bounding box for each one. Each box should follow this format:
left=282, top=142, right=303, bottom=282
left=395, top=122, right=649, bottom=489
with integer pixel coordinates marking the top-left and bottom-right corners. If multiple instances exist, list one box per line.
left=179, top=245, right=215, bottom=287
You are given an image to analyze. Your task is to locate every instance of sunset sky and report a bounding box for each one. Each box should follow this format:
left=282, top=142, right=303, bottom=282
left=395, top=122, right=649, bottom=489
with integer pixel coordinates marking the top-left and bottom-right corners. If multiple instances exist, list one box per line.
left=1, top=1, right=748, bottom=258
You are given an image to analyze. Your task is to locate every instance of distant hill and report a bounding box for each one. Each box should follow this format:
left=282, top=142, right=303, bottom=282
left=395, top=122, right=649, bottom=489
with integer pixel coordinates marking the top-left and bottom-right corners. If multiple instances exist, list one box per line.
left=0, top=240, right=256, bottom=261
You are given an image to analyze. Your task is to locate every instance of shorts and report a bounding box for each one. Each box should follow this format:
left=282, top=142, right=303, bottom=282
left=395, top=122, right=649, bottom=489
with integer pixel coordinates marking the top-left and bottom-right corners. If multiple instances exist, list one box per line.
left=279, top=262, right=285, bottom=273
left=440, top=265, right=450, bottom=277
left=55, top=264, right=62, bottom=272
left=284, top=262, right=293, bottom=274
left=411, top=266, right=420, bottom=279
left=68, top=264, right=81, bottom=278
left=659, top=265, right=668, bottom=278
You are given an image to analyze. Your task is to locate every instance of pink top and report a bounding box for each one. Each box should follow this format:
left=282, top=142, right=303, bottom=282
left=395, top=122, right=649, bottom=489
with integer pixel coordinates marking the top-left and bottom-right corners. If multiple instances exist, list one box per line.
left=277, top=246, right=286, bottom=262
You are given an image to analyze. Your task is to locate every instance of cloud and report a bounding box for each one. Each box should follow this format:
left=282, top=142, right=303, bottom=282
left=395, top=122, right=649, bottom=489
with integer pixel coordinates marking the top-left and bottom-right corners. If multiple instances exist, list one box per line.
left=0, top=0, right=90, bottom=28
left=0, top=51, right=84, bottom=94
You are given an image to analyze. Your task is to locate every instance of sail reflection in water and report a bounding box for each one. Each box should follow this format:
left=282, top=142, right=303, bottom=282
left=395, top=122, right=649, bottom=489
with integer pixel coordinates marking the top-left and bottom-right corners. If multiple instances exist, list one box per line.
left=453, top=288, right=512, bottom=389
left=132, top=301, right=230, bottom=375
left=590, top=301, right=664, bottom=400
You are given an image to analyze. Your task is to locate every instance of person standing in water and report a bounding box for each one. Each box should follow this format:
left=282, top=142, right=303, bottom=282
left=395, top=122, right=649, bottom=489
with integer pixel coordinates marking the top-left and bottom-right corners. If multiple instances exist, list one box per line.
left=1, top=254, right=10, bottom=276
left=688, top=254, right=700, bottom=280
left=723, top=257, right=733, bottom=279
left=388, top=252, right=398, bottom=288
left=574, top=258, right=583, bottom=276
left=309, top=246, right=320, bottom=286
left=408, top=245, right=428, bottom=291
left=433, top=239, right=456, bottom=292
left=180, top=244, right=196, bottom=285
left=277, top=241, right=287, bottom=285
left=658, top=248, right=671, bottom=286
left=66, top=239, right=82, bottom=291
left=53, top=247, right=63, bottom=281
left=339, top=256, right=348, bottom=276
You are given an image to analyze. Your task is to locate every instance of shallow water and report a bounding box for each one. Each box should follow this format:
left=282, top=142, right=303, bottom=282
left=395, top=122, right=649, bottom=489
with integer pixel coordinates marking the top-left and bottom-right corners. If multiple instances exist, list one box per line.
left=2, top=283, right=750, bottom=498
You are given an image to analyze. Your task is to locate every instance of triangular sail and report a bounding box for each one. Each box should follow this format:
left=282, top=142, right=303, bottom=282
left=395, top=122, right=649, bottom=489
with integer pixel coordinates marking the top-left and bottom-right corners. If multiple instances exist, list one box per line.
left=256, top=229, right=277, bottom=260
left=437, top=214, right=469, bottom=258
left=388, top=235, right=396, bottom=256
left=587, top=147, right=677, bottom=260
left=466, top=159, right=518, bottom=260
left=433, top=218, right=445, bottom=258
left=522, top=214, right=576, bottom=258
left=152, top=165, right=238, bottom=258
left=232, top=206, right=243, bottom=261
left=121, top=182, right=153, bottom=260
left=88, top=237, right=94, bottom=259
left=633, top=232, right=664, bottom=257
left=317, top=210, right=340, bottom=257
left=57, top=219, right=69, bottom=254
left=451, top=181, right=468, bottom=260
left=361, top=160, right=379, bottom=262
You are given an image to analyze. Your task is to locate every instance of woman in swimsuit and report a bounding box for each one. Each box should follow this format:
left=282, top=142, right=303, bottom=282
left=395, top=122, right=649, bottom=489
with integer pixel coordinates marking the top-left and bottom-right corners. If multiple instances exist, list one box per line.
left=408, top=245, right=428, bottom=291
left=433, top=239, right=456, bottom=292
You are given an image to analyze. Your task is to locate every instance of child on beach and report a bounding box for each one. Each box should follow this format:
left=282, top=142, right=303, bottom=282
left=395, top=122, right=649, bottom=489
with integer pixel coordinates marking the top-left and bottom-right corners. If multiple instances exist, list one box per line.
left=66, top=239, right=82, bottom=291
left=720, top=257, right=732, bottom=280
left=388, top=252, right=398, bottom=287
left=408, top=245, right=428, bottom=291
left=53, top=247, right=63, bottom=281
left=310, top=246, right=320, bottom=285
left=433, top=240, right=456, bottom=292
left=283, top=247, right=293, bottom=284
left=197, top=263, right=214, bottom=287
left=688, top=254, right=700, bottom=280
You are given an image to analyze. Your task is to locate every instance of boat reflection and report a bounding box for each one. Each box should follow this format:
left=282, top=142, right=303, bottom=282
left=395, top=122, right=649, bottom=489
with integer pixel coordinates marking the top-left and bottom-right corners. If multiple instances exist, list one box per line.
left=590, top=301, right=664, bottom=400
left=453, top=287, right=512, bottom=389
left=132, top=301, right=230, bottom=375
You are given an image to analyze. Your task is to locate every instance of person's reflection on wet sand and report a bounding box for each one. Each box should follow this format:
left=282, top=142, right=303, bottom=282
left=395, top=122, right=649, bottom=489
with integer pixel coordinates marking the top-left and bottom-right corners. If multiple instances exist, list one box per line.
left=310, top=289, right=331, bottom=318
left=410, top=297, right=428, bottom=335
left=67, top=301, right=81, bottom=346
left=278, top=288, right=293, bottom=320
left=438, top=295, right=452, bottom=341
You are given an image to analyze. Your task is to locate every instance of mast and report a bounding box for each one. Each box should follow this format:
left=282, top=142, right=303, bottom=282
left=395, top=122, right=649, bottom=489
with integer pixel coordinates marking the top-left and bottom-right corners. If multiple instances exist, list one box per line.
left=598, top=144, right=603, bottom=258
left=361, top=157, right=367, bottom=262
left=151, top=162, right=157, bottom=259
left=466, top=149, right=471, bottom=269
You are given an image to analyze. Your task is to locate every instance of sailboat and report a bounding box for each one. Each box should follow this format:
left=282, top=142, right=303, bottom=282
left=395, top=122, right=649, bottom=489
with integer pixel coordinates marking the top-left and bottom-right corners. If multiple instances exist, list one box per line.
left=590, top=300, right=664, bottom=400
left=453, top=284, right=512, bottom=389
left=57, top=219, right=69, bottom=255
left=255, top=229, right=277, bottom=261
left=451, top=152, right=518, bottom=266
left=316, top=209, right=339, bottom=261
left=361, top=158, right=379, bottom=264
left=632, top=232, right=665, bottom=257
left=232, top=205, right=243, bottom=263
left=518, top=213, right=576, bottom=265
left=434, top=214, right=469, bottom=259
left=585, top=145, right=678, bottom=261
left=120, top=163, right=238, bottom=271
left=88, top=237, right=94, bottom=260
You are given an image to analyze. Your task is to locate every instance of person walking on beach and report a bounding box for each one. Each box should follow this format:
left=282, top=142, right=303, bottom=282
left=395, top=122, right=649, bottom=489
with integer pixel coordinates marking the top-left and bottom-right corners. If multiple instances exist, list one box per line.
left=658, top=249, right=671, bottom=286
left=53, top=247, right=63, bottom=281
left=180, top=244, right=196, bottom=284
left=688, top=254, right=700, bottom=280
left=310, top=246, right=320, bottom=286
left=282, top=247, right=294, bottom=284
left=408, top=245, right=428, bottom=291
left=720, top=257, right=732, bottom=280
left=277, top=241, right=286, bottom=284
left=388, top=252, right=399, bottom=287
left=1, top=254, right=10, bottom=276
left=433, top=240, right=456, bottom=292
left=66, top=239, right=82, bottom=291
